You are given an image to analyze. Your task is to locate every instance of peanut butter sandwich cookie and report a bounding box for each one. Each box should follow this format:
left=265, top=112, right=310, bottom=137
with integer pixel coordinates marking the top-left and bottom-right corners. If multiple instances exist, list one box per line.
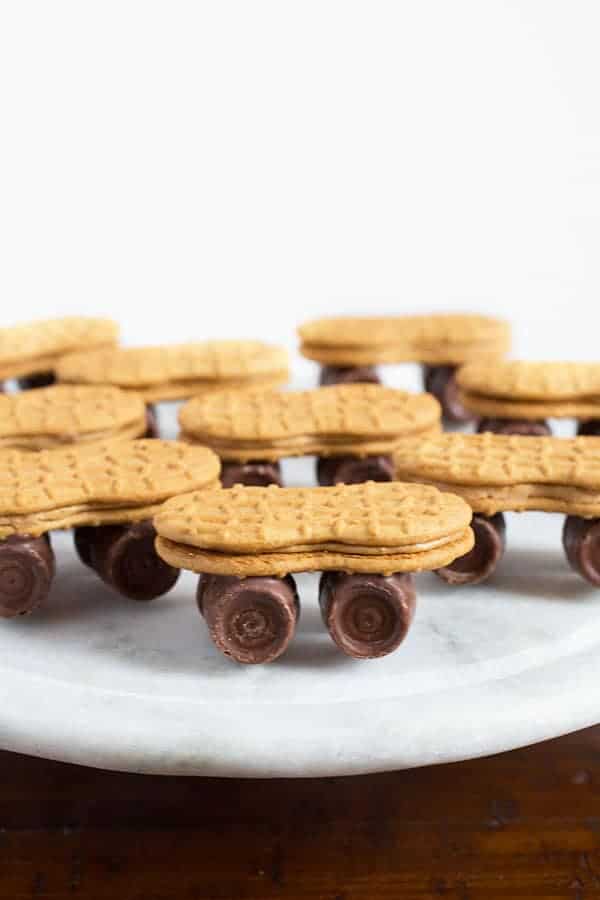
left=179, top=383, right=441, bottom=488
left=394, top=431, right=600, bottom=587
left=298, top=313, right=510, bottom=423
left=0, top=439, right=220, bottom=617
left=0, top=316, right=118, bottom=391
left=0, top=385, right=149, bottom=450
left=154, top=482, right=473, bottom=663
left=457, top=360, right=600, bottom=436
left=57, top=340, right=289, bottom=402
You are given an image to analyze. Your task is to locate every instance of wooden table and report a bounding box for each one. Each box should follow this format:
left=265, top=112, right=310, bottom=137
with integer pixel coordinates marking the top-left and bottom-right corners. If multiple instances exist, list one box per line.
left=1, top=726, right=599, bottom=899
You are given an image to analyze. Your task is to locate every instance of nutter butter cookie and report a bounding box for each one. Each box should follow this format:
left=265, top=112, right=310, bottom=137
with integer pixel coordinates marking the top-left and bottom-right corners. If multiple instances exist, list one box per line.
left=393, top=432, right=600, bottom=587
left=179, top=383, right=441, bottom=487
left=0, top=385, right=147, bottom=450
left=298, top=313, right=510, bottom=423
left=0, top=439, right=220, bottom=617
left=0, top=316, right=119, bottom=385
left=57, top=340, right=289, bottom=403
left=457, top=361, right=600, bottom=434
left=154, top=482, right=473, bottom=662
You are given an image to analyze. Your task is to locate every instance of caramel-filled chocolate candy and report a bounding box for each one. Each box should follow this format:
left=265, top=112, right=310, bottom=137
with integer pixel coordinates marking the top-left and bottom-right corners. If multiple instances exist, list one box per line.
left=422, top=364, right=472, bottom=424
left=145, top=404, right=159, bottom=438
left=73, top=521, right=179, bottom=600
left=319, top=571, right=416, bottom=659
left=197, top=573, right=299, bottom=663
left=477, top=418, right=552, bottom=436
left=316, top=454, right=394, bottom=486
left=577, top=420, right=600, bottom=437
left=319, top=365, right=381, bottom=387
left=220, top=460, right=282, bottom=488
left=436, top=513, right=506, bottom=585
left=563, top=516, right=600, bottom=587
left=0, top=533, right=55, bottom=618
left=16, top=372, right=56, bottom=391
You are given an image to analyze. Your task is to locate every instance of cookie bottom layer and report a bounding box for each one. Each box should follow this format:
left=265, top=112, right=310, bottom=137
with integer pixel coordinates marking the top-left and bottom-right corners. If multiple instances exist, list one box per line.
left=155, top=528, right=474, bottom=578
left=416, top=480, right=600, bottom=519
left=300, top=341, right=508, bottom=367
left=459, top=390, right=600, bottom=420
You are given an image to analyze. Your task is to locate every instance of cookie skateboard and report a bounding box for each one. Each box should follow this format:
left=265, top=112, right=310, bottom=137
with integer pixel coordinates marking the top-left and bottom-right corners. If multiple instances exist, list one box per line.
left=154, top=482, right=474, bottom=663
left=0, top=439, right=220, bottom=617
left=0, top=316, right=118, bottom=391
left=0, top=385, right=149, bottom=450
left=457, top=360, right=600, bottom=436
left=179, top=383, right=442, bottom=487
left=298, top=314, right=510, bottom=423
left=393, top=432, right=600, bottom=586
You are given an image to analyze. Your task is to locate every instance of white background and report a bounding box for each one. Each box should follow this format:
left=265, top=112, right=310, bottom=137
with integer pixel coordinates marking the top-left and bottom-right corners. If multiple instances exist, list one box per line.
left=1, top=1, right=599, bottom=362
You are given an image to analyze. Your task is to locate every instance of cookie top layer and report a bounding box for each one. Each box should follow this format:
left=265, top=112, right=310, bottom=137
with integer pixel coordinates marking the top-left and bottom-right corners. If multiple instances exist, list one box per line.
left=154, top=481, right=472, bottom=554
left=393, top=432, right=600, bottom=489
left=0, top=440, right=220, bottom=533
left=57, top=341, right=289, bottom=395
left=179, top=384, right=441, bottom=459
left=298, top=314, right=510, bottom=365
left=0, top=385, right=147, bottom=449
left=0, top=317, right=119, bottom=379
left=457, top=361, right=600, bottom=401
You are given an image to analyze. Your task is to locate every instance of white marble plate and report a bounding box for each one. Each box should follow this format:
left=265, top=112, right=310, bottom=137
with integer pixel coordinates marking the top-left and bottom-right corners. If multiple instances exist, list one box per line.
left=1, top=400, right=600, bottom=776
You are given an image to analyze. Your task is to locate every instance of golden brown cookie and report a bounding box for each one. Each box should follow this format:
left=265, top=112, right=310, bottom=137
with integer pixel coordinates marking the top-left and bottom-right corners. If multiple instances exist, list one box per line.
left=0, top=439, right=220, bottom=538
left=0, top=317, right=119, bottom=380
left=56, top=341, right=290, bottom=402
left=179, top=384, right=442, bottom=461
left=457, top=361, right=600, bottom=419
left=393, top=432, right=600, bottom=517
left=298, top=314, right=510, bottom=366
left=0, top=385, right=147, bottom=450
left=154, top=482, right=474, bottom=577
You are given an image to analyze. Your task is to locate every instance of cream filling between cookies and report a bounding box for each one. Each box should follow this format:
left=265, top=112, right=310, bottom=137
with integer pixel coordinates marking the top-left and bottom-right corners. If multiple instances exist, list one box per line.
left=0, top=420, right=146, bottom=451
left=459, top=389, right=600, bottom=418
left=408, top=479, right=600, bottom=516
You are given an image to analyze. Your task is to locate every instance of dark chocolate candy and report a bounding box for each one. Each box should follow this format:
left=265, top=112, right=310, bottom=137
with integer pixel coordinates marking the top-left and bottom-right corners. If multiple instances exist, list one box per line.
left=316, top=454, right=394, bottom=486
left=0, top=533, right=55, bottom=618
left=145, top=404, right=160, bottom=438
left=197, top=573, right=299, bottom=663
left=16, top=372, right=56, bottom=391
left=577, top=420, right=600, bottom=437
left=436, top=512, right=506, bottom=585
left=319, top=365, right=381, bottom=387
left=477, top=418, right=552, bottom=436
left=76, top=521, right=179, bottom=600
left=422, top=364, right=473, bottom=424
left=319, top=571, right=416, bottom=659
left=220, top=460, right=282, bottom=488
left=563, top=516, right=600, bottom=587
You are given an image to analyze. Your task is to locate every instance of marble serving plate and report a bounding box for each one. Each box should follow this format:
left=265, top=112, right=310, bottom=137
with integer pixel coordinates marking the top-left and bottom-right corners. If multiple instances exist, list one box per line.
left=1, top=398, right=599, bottom=776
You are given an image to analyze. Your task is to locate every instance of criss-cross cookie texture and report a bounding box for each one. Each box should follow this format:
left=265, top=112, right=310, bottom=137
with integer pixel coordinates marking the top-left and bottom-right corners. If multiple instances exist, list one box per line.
left=0, top=439, right=220, bottom=537
left=393, top=433, right=600, bottom=517
left=457, top=361, right=600, bottom=401
left=155, top=481, right=472, bottom=553
left=57, top=341, right=289, bottom=401
left=298, top=314, right=510, bottom=365
left=179, top=384, right=441, bottom=460
left=0, top=317, right=119, bottom=379
left=0, top=385, right=147, bottom=449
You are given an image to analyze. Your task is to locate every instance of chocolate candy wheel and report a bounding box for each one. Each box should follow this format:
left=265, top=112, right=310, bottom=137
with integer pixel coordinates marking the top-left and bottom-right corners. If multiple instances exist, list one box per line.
left=422, top=364, right=472, bottom=424
left=319, top=571, right=416, bottom=659
left=220, top=460, right=282, bottom=488
left=197, top=574, right=299, bottom=664
left=16, top=371, right=56, bottom=391
left=577, top=420, right=600, bottom=437
left=316, top=454, right=394, bottom=486
left=77, top=521, right=179, bottom=600
left=145, top=404, right=160, bottom=438
left=563, top=516, right=600, bottom=587
left=436, top=513, right=506, bottom=585
left=319, top=365, right=381, bottom=387
left=477, top=418, right=552, bottom=436
left=0, top=534, right=55, bottom=618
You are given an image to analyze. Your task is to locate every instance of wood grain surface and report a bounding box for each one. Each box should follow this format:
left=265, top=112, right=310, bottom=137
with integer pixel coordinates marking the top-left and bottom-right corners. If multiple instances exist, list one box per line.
left=1, top=727, right=600, bottom=899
